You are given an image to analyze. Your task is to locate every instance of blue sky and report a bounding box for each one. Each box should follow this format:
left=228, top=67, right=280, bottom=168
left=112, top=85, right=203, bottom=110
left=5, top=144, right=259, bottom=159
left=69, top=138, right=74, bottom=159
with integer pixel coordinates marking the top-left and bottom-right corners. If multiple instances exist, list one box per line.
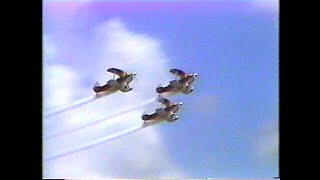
left=148, top=6, right=278, bottom=177
left=43, top=1, right=278, bottom=178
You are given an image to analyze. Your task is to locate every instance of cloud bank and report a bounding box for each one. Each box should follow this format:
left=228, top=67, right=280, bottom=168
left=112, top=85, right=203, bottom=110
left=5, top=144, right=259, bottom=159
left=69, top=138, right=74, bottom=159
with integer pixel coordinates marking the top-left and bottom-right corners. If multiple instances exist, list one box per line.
left=43, top=18, right=185, bottom=178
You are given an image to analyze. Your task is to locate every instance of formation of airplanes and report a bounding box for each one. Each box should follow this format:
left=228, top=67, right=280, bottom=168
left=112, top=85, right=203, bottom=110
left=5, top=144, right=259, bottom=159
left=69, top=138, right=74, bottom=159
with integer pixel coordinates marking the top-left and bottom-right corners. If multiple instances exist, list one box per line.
left=92, top=68, right=198, bottom=124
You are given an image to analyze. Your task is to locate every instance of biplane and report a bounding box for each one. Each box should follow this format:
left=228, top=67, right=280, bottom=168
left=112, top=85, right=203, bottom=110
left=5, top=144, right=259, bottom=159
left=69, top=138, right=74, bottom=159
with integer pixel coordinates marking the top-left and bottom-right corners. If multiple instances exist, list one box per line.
left=156, top=69, right=198, bottom=95
left=93, top=68, right=137, bottom=95
left=142, top=96, right=183, bottom=123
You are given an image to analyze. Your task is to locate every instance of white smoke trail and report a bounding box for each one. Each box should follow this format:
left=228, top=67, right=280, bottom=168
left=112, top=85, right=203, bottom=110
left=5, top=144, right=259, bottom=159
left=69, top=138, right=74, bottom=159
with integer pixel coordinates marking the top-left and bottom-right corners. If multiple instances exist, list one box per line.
left=45, top=98, right=156, bottom=139
left=44, top=119, right=163, bottom=161
left=44, top=95, right=98, bottom=118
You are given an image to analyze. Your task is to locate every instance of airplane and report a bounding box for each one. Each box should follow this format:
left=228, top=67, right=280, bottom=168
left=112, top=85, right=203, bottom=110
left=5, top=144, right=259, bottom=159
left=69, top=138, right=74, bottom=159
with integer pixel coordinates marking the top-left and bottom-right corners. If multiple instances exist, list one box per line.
left=141, top=96, right=183, bottom=124
left=93, top=68, right=137, bottom=96
left=156, top=68, right=198, bottom=95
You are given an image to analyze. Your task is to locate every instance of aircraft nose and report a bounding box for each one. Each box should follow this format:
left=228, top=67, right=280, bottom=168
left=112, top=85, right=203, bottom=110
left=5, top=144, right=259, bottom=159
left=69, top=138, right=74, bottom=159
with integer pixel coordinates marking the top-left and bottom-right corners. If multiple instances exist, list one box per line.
left=132, top=72, right=137, bottom=76
left=193, top=73, right=198, bottom=77
left=178, top=102, right=183, bottom=106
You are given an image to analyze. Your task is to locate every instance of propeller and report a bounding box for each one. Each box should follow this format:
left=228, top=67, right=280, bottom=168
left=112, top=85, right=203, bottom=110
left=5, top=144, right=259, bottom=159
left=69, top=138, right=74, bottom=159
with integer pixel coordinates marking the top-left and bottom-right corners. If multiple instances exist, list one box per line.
left=176, top=101, right=184, bottom=114
left=193, top=73, right=198, bottom=78
left=132, top=72, right=139, bottom=84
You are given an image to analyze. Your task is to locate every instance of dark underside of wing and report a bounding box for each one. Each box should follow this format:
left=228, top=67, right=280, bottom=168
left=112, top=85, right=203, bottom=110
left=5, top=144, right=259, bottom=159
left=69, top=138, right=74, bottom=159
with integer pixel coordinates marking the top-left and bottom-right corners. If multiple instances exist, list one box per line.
left=107, top=68, right=127, bottom=77
left=170, top=69, right=187, bottom=79
left=93, top=84, right=111, bottom=93
left=178, top=77, right=189, bottom=85
left=156, top=84, right=175, bottom=93
left=142, top=113, right=160, bottom=120
left=116, top=76, right=127, bottom=84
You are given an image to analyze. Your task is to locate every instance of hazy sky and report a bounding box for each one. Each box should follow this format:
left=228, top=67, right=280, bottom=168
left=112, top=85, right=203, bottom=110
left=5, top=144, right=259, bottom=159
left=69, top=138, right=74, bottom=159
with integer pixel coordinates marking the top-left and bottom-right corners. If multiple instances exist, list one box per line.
left=43, top=0, right=278, bottom=178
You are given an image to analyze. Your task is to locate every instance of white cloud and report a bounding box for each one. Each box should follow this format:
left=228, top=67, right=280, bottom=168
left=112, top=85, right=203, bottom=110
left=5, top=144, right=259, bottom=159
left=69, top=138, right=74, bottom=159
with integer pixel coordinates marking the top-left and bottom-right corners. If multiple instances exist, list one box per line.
left=254, top=121, right=278, bottom=164
left=43, top=18, right=185, bottom=178
left=43, top=65, right=79, bottom=108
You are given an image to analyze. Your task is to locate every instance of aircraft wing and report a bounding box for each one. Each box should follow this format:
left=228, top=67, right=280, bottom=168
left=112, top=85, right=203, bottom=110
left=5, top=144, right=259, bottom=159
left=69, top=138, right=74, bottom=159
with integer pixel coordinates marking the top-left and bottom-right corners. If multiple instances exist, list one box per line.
left=170, top=69, right=188, bottom=79
left=116, top=76, right=126, bottom=84
left=142, top=112, right=161, bottom=120
left=156, top=84, right=176, bottom=93
left=93, top=83, right=111, bottom=93
left=107, top=68, right=128, bottom=78
left=163, top=103, right=181, bottom=114
left=157, top=96, right=173, bottom=108
left=178, top=77, right=190, bottom=85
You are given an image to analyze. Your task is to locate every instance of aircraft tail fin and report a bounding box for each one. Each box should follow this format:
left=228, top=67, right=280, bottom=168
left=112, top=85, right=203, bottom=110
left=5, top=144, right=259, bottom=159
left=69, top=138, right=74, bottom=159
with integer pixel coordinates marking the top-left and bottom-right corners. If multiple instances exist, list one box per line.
left=155, top=83, right=165, bottom=94
left=142, top=114, right=150, bottom=120
left=93, top=82, right=100, bottom=88
left=156, top=86, right=166, bottom=94
left=93, top=82, right=102, bottom=93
